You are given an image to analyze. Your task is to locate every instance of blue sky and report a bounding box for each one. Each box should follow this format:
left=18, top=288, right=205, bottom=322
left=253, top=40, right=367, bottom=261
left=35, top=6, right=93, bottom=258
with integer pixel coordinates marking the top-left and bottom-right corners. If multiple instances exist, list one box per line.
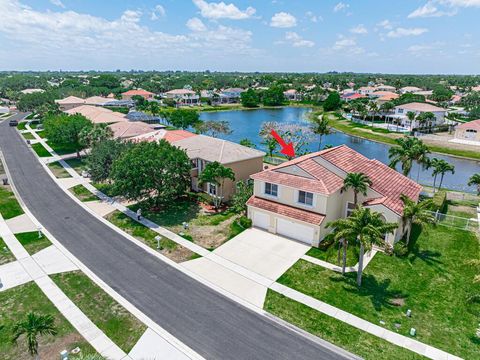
left=0, top=0, right=479, bottom=73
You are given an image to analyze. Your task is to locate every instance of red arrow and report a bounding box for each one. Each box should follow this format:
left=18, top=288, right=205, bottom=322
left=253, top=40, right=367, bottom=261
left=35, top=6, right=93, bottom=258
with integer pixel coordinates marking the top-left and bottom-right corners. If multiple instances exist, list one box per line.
left=270, top=129, right=295, bottom=158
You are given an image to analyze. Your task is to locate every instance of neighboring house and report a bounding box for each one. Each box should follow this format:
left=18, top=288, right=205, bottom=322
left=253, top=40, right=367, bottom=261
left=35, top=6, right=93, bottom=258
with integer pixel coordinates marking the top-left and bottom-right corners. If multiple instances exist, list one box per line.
left=357, top=86, right=376, bottom=96
left=342, top=93, right=366, bottom=102
left=412, top=90, right=433, bottom=98
left=399, top=86, right=422, bottom=94
left=164, top=89, right=200, bottom=106
left=20, top=88, right=45, bottom=95
left=453, top=119, right=480, bottom=145
left=389, top=102, right=447, bottom=128
left=370, top=91, right=399, bottom=105
left=133, top=130, right=265, bottom=200
left=108, top=121, right=159, bottom=140
left=284, top=89, right=302, bottom=101
left=449, top=95, right=462, bottom=105
left=125, top=110, right=161, bottom=124
left=471, top=86, right=480, bottom=92
left=375, top=84, right=396, bottom=92
left=64, top=105, right=127, bottom=124
left=219, top=88, right=245, bottom=104
left=246, top=145, right=422, bottom=246
left=55, top=96, right=85, bottom=111
left=85, top=96, right=111, bottom=106
left=121, top=89, right=155, bottom=101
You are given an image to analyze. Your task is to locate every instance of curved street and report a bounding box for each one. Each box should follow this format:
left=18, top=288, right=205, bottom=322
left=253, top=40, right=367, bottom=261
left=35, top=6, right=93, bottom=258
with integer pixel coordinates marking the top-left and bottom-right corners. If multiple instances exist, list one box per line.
left=0, top=113, right=352, bottom=360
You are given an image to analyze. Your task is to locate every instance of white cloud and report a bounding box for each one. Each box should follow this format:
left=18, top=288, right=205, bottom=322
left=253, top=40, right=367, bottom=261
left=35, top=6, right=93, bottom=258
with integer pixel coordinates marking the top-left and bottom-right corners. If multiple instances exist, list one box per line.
left=440, top=0, right=480, bottom=7
left=285, top=32, right=314, bottom=47
left=408, top=1, right=457, bottom=18
left=387, top=27, right=428, bottom=38
left=192, top=0, right=255, bottom=20
left=350, top=24, right=367, bottom=34
left=186, top=17, right=207, bottom=32
left=270, top=12, right=297, bottom=28
left=333, top=35, right=356, bottom=49
left=151, top=5, right=166, bottom=20
left=121, top=10, right=142, bottom=23
left=377, top=19, right=393, bottom=30
left=333, top=2, right=349, bottom=12
left=305, top=11, right=322, bottom=23
left=49, top=0, right=65, bottom=8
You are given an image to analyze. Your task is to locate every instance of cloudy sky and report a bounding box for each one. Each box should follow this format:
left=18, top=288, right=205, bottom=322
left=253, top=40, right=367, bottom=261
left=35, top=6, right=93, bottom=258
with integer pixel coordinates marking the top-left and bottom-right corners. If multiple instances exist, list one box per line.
left=0, top=0, right=479, bottom=73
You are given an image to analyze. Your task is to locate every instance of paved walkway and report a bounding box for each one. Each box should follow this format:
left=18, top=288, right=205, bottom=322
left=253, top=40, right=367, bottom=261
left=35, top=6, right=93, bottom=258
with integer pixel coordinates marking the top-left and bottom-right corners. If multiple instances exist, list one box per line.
left=22, top=123, right=465, bottom=360
left=302, top=249, right=378, bottom=273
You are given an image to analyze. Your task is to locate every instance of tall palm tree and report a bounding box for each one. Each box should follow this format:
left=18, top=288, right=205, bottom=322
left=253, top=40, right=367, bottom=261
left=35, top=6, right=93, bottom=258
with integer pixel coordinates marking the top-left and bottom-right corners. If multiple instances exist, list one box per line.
left=341, top=172, right=372, bottom=206
left=11, top=312, right=57, bottom=360
left=400, top=195, right=435, bottom=246
left=406, top=111, right=416, bottom=130
left=368, top=101, right=379, bottom=127
left=198, top=161, right=235, bottom=209
left=388, top=136, right=417, bottom=177
left=310, top=115, right=331, bottom=150
left=433, top=160, right=455, bottom=191
left=324, top=227, right=356, bottom=275
left=468, top=173, right=480, bottom=195
left=327, top=207, right=397, bottom=286
left=430, top=158, right=441, bottom=192
left=411, top=140, right=431, bottom=182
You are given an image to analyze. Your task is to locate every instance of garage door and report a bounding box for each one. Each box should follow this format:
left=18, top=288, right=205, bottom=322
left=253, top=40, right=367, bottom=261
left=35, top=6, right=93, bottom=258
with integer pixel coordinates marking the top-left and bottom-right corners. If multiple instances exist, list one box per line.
left=253, top=211, right=270, bottom=230
left=276, top=218, right=314, bottom=245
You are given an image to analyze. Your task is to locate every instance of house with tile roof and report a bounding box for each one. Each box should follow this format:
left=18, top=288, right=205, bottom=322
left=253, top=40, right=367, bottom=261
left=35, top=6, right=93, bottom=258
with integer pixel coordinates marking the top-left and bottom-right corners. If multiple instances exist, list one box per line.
left=163, top=89, right=200, bottom=106
left=246, top=145, right=422, bottom=246
left=452, top=119, right=480, bottom=145
left=132, top=130, right=265, bottom=200
left=55, top=96, right=86, bottom=111
left=64, top=105, right=127, bottom=124
left=121, top=89, right=155, bottom=101
left=389, top=102, right=447, bottom=129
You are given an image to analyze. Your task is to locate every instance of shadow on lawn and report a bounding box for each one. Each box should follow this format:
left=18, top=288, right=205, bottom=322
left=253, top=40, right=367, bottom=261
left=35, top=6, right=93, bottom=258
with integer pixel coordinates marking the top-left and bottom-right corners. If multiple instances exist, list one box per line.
left=406, top=225, right=443, bottom=270
left=330, top=272, right=409, bottom=312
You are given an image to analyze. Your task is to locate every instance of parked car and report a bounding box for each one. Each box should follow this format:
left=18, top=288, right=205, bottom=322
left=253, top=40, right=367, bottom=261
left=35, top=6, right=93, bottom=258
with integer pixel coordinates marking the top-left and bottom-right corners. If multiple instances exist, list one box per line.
left=9, top=119, right=18, bottom=127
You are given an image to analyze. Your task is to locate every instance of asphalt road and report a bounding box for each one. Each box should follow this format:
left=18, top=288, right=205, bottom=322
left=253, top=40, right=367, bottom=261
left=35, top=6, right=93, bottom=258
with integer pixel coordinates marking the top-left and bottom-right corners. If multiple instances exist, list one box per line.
left=0, top=113, right=354, bottom=360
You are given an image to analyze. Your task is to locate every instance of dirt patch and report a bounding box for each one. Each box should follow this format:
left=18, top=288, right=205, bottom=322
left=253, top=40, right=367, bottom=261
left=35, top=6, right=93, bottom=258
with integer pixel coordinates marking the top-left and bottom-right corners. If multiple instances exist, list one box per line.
left=186, top=216, right=237, bottom=250
left=39, top=333, right=92, bottom=360
left=389, top=297, right=406, bottom=307
left=162, top=245, right=197, bottom=263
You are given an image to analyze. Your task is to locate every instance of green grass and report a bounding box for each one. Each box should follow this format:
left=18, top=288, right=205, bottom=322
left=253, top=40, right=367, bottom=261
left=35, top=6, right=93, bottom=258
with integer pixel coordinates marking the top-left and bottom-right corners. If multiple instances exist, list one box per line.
left=306, top=242, right=359, bottom=267
left=21, top=132, right=35, bottom=140
left=69, top=185, right=98, bottom=202
left=265, top=290, right=424, bottom=360
left=52, top=271, right=147, bottom=353
left=47, top=141, right=79, bottom=156
left=0, top=187, right=24, bottom=219
left=16, top=122, right=27, bottom=130
left=276, top=225, right=480, bottom=359
left=0, top=282, right=95, bottom=360
left=64, top=158, right=88, bottom=173
left=15, top=231, right=52, bottom=255
left=48, top=161, right=71, bottom=178
left=106, top=210, right=177, bottom=251
left=29, top=121, right=40, bottom=129
left=92, top=182, right=119, bottom=198
left=0, top=237, right=15, bottom=265
left=31, top=142, right=51, bottom=157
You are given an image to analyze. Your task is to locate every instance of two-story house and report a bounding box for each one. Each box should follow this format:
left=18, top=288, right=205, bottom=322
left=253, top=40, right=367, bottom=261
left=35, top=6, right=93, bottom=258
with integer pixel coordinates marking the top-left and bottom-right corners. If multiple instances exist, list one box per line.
left=219, top=88, right=245, bottom=104
left=246, top=145, right=422, bottom=247
left=164, top=89, right=200, bottom=106
left=390, top=102, right=447, bottom=129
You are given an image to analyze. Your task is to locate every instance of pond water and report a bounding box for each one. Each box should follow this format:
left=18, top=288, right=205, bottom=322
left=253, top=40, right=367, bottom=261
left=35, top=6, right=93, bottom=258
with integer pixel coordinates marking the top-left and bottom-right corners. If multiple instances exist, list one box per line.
left=200, top=107, right=480, bottom=193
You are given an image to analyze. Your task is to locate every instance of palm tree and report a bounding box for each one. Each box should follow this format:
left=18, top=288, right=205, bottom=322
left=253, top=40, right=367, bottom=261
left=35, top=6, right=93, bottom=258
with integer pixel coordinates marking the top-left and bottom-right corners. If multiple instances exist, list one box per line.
left=324, top=228, right=356, bottom=275
left=342, top=173, right=372, bottom=206
left=388, top=137, right=417, bottom=176
left=468, top=173, right=480, bottom=195
left=400, top=195, right=435, bottom=246
left=327, top=207, right=397, bottom=286
left=406, top=111, right=416, bottom=131
left=198, top=161, right=235, bottom=209
left=310, top=115, right=330, bottom=150
left=432, top=160, right=455, bottom=191
left=11, top=312, right=57, bottom=360
left=368, top=101, right=379, bottom=127
left=411, top=140, right=431, bottom=182
left=430, top=158, right=441, bottom=192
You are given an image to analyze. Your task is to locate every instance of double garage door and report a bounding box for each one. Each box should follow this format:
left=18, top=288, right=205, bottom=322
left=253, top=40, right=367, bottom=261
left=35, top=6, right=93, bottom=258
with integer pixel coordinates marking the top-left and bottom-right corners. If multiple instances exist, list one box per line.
left=252, top=211, right=315, bottom=245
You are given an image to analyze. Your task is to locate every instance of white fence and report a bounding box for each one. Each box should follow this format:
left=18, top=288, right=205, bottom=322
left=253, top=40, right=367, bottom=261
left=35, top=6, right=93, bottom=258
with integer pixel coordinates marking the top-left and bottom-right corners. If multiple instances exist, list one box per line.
left=427, top=210, right=479, bottom=232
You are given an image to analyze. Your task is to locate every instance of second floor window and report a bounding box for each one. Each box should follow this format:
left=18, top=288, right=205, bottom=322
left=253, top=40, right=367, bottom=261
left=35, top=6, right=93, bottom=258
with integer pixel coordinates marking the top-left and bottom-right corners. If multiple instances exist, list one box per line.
left=298, top=191, right=314, bottom=206
left=264, top=183, right=278, bottom=197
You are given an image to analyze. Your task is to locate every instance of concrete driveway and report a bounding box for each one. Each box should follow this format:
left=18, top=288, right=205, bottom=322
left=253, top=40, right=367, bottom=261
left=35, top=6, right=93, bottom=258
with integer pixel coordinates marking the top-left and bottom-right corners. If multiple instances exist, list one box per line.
left=182, top=228, right=310, bottom=307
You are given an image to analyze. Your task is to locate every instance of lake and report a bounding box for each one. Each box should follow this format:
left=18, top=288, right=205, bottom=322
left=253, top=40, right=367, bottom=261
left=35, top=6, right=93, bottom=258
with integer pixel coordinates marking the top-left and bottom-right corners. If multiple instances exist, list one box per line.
left=200, top=107, right=480, bottom=193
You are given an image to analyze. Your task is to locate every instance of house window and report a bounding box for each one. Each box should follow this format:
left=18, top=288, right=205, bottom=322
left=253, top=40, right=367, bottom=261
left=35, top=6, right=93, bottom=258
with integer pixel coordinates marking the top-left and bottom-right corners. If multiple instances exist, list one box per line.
left=298, top=191, right=314, bottom=206
left=264, top=183, right=278, bottom=197
left=346, top=202, right=356, bottom=217
left=191, top=159, right=198, bottom=169
left=208, top=183, right=217, bottom=196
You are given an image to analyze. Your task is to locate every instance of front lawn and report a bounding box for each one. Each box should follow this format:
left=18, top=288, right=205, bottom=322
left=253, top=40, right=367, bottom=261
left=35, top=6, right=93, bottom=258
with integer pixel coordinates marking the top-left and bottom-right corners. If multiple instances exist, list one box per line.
left=16, top=122, right=27, bottom=131
left=69, top=185, right=98, bottom=202
left=0, top=282, right=96, bottom=360
left=48, top=161, right=71, bottom=178
left=47, top=141, right=80, bottom=156
left=15, top=231, right=52, bottom=255
left=276, top=225, right=480, bottom=359
left=0, top=237, right=15, bottom=265
left=306, top=241, right=359, bottom=267
left=52, top=271, right=146, bottom=353
left=64, top=158, right=88, bottom=173
left=31, top=143, right=51, bottom=157
left=105, top=210, right=195, bottom=262
left=265, top=290, right=424, bottom=360
left=129, top=196, right=239, bottom=250
left=21, top=132, right=35, bottom=140
left=0, top=187, right=24, bottom=219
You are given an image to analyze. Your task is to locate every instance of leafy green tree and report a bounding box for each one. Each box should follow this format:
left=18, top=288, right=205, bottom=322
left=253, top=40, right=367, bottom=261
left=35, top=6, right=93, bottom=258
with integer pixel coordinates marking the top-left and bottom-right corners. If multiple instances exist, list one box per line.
left=79, top=124, right=113, bottom=149
left=239, top=138, right=256, bottom=148
left=198, top=161, right=235, bottom=209
left=468, top=173, right=480, bottom=195
left=111, top=141, right=191, bottom=208
left=406, top=111, right=416, bottom=130
left=167, top=109, right=201, bottom=129
left=431, top=85, right=453, bottom=102
left=240, top=89, right=259, bottom=108
left=323, top=92, right=341, bottom=112
left=400, top=195, right=435, bottom=246
left=341, top=173, right=372, bottom=206
left=310, top=115, right=330, bottom=150
left=17, top=92, right=55, bottom=112
left=262, top=136, right=278, bottom=158
left=11, top=312, right=58, bottom=360
left=389, top=136, right=430, bottom=179
left=89, top=74, right=120, bottom=89
left=261, top=86, right=286, bottom=106
left=432, top=159, right=455, bottom=191
left=416, top=112, right=435, bottom=129
left=326, top=207, right=397, bottom=286
left=43, top=114, right=92, bottom=157
left=195, top=120, right=231, bottom=137
left=87, top=139, right=130, bottom=182
left=368, top=101, right=379, bottom=126
left=231, top=180, right=253, bottom=215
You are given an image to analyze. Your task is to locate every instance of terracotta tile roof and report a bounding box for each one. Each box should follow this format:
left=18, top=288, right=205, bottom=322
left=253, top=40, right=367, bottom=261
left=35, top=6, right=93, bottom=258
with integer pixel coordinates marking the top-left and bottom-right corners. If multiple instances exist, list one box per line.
left=395, top=102, right=445, bottom=112
left=108, top=121, right=157, bottom=139
left=247, top=196, right=325, bottom=225
left=165, top=89, right=196, bottom=95
left=64, top=105, right=127, bottom=124
left=122, top=89, right=154, bottom=96
left=55, top=96, right=85, bottom=104
left=457, top=119, right=480, bottom=131
left=132, top=129, right=197, bottom=143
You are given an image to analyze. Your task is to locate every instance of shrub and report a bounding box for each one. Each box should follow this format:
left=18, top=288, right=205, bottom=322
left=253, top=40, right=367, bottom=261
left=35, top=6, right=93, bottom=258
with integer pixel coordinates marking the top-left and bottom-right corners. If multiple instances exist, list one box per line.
left=238, top=216, right=252, bottom=229
left=393, top=241, right=408, bottom=257
left=432, top=190, right=447, bottom=212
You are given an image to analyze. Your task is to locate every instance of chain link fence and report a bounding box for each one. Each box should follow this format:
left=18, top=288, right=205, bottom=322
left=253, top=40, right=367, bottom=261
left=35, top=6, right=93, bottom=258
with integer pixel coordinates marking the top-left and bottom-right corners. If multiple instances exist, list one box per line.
left=427, top=210, right=479, bottom=232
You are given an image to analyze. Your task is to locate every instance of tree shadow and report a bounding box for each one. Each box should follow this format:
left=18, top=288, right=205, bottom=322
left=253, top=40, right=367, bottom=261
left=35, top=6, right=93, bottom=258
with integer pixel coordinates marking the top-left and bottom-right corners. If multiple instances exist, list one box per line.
left=406, top=225, right=444, bottom=270
left=329, top=272, right=409, bottom=312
